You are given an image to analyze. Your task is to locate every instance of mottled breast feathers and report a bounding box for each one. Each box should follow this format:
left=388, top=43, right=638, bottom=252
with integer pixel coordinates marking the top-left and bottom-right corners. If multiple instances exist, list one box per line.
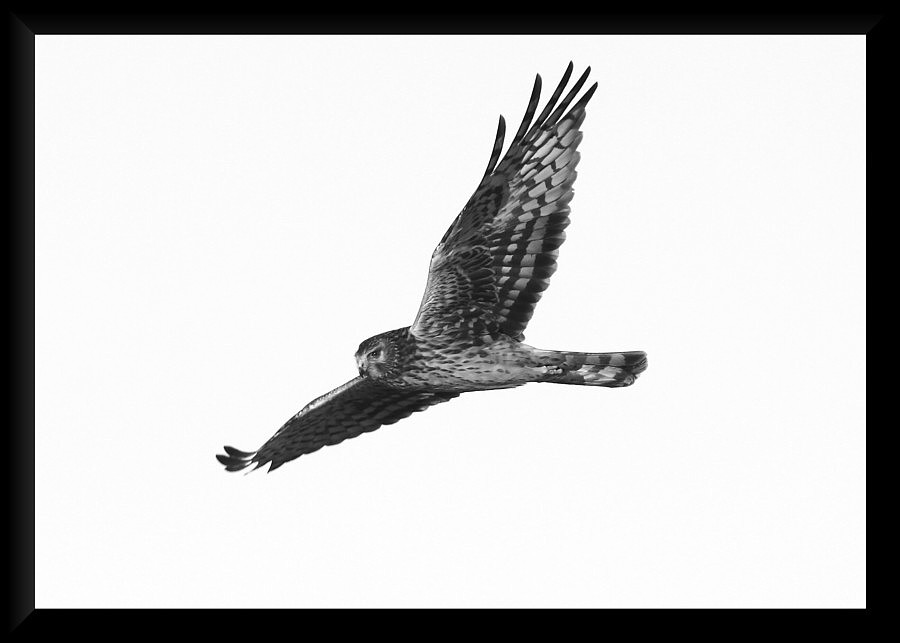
left=411, top=62, right=597, bottom=342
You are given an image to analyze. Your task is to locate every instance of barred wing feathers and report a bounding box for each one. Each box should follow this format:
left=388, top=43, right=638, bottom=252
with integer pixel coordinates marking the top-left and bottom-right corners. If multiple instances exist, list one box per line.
left=216, top=377, right=460, bottom=472
left=412, top=63, right=597, bottom=342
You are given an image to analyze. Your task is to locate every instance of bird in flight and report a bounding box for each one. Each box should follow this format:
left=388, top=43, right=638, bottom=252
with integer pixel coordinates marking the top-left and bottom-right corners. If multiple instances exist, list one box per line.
left=217, top=63, right=647, bottom=473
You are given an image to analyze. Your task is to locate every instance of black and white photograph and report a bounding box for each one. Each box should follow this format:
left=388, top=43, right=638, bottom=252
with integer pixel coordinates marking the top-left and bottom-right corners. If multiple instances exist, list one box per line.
left=27, top=29, right=866, bottom=610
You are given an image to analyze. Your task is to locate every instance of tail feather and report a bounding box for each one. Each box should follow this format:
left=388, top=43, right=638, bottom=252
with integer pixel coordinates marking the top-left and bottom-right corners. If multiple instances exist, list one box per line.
left=535, top=350, right=647, bottom=387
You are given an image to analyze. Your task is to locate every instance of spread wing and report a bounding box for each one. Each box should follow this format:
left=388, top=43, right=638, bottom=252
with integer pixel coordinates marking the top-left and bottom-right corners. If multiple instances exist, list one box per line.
left=411, top=62, right=597, bottom=342
left=216, top=377, right=460, bottom=472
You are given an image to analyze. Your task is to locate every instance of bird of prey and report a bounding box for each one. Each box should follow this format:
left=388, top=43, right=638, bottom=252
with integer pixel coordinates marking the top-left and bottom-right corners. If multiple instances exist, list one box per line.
left=217, top=63, right=647, bottom=473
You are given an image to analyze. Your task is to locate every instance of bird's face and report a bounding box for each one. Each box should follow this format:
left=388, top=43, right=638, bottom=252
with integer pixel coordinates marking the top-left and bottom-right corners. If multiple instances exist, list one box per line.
left=355, top=335, right=393, bottom=379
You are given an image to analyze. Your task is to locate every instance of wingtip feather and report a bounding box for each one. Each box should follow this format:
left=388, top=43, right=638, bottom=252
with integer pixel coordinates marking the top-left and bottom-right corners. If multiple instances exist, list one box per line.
left=217, top=445, right=257, bottom=472
left=545, top=66, right=591, bottom=126
left=224, top=445, right=255, bottom=458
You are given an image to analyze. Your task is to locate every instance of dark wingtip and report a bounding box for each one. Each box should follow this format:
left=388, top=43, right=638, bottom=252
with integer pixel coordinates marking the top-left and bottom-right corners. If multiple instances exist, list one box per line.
left=571, top=81, right=599, bottom=113
left=217, top=445, right=257, bottom=472
left=508, top=73, right=543, bottom=150
left=224, top=445, right=255, bottom=458
left=481, top=114, right=507, bottom=181
left=545, top=66, right=592, bottom=126
left=523, top=63, right=574, bottom=142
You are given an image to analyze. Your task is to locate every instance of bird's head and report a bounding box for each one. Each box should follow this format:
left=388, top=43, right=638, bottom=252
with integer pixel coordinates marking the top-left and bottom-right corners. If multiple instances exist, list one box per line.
left=355, top=330, right=404, bottom=380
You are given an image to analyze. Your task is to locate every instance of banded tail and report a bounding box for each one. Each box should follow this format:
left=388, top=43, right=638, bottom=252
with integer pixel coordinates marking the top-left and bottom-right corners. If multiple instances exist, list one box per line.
left=534, top=349, right=648, bottom=387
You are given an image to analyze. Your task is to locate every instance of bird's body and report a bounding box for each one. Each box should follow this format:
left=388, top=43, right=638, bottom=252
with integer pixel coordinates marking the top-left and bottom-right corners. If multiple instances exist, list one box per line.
left=217, top=63, right=648, bottom=473
left=410, top=335, right=527, bottom=391
left=362, top=327, right=645, bottom=392
left=361, top=327, right=529, bottom=391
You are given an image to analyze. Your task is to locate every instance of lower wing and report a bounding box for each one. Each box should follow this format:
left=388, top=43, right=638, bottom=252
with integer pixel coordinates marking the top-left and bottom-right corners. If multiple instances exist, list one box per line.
left=216, top=377, right=459, bottom=472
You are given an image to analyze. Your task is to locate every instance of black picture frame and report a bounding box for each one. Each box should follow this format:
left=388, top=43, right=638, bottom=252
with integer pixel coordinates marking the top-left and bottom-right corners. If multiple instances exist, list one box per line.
left=10, top=11, right=875, bottom=630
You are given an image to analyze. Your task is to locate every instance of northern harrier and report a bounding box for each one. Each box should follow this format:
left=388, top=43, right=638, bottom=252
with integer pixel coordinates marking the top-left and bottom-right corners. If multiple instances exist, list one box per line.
left=217, top=63, right=647, bottom=473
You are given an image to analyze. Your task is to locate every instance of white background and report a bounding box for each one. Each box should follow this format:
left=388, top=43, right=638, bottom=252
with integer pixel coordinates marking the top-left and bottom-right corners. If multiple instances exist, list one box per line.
left=35, top=35, right=866, bottom=608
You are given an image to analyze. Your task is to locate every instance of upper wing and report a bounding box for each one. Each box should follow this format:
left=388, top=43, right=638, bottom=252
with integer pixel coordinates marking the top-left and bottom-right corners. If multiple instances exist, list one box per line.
left=411, top=63, right=598, bottom=342
left=216, top=377, right=460, bottom=472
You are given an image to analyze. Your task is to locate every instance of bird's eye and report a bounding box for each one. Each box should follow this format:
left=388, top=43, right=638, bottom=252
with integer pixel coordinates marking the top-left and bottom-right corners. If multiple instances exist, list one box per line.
left=369, top=348, right=382, bottom=360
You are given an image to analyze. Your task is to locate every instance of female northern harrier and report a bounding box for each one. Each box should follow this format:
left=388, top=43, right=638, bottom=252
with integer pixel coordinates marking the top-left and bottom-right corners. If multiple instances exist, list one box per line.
left=217, top=63, right=647, bottom=473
